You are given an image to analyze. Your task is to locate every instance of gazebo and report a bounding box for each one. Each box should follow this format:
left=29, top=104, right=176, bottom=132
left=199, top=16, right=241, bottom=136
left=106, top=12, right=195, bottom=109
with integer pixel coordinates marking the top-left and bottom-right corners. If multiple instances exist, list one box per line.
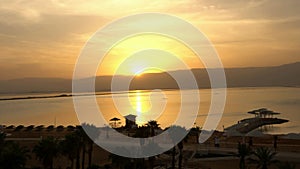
left=248, top=108, right=280, bottom=118
left=124, top=114, right=137, bottom=129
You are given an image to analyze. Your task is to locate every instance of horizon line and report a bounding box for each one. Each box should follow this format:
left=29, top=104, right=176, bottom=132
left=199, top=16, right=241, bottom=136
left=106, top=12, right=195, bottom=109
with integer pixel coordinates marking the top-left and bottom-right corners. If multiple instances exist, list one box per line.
left=2, top=61, right=299, bottom=81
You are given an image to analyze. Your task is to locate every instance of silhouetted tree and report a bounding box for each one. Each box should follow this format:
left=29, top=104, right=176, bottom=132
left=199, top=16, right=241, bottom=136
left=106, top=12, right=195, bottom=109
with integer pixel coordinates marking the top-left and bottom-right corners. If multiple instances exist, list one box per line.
left=147, top=120, right=160, bottom=136
left=178, top=141, right=183, bottom=169
left=0, top=132, right=5, bottom=152
left=146, top=120, right=160, bottom=169
left=75, top=124, right=100, bottom=169
left=237, top=143, right=251, bottom=169
left=109, top=147, right=132, bottom=169
left=277, top=161, right=296, bottom=169
left=82, top=123, right=100, bottom=169
left=33, top=137, right=60, bottom=169
left=249, top=147, right=278, bottom=169
left=0, top=141, right=29, bottom=169
left=191, top=126, right=201, bottom=144
left=134, top=126, right=149, bottom=169
left=60, top=132, right=81, bottom=169
left=87, top=164, right=101, bottom=169
left=74, top=126, right=87, bottom=169
left=167, top=126, right=187, bottom=169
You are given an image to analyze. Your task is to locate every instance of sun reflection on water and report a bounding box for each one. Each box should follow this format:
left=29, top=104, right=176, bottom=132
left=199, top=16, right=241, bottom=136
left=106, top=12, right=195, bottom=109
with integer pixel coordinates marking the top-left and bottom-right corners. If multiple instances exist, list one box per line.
left=131, top=91, right=152, bottom=125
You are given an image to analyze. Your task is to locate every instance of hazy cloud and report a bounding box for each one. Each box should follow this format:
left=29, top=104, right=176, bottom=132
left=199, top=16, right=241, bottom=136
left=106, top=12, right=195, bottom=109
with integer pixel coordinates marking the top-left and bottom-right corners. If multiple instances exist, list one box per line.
left=0, top=0, right=299, bottom=79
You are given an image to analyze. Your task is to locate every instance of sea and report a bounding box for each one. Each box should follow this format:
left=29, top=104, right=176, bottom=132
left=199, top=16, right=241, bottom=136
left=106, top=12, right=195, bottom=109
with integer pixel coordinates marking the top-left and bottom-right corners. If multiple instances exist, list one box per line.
left=0, top=87, right=299, bottom=135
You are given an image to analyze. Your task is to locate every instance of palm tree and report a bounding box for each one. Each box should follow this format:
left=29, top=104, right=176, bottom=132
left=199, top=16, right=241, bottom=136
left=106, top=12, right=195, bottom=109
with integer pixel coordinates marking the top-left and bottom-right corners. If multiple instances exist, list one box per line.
left=277, top=161, right=296, bottom=169
left=109, top=147, right=132, bottom=169
left=110, top=154, right=131, bottom=169
left=177, top=141, right=183, bottom=169
left=60, top=132, right=81, bottom=169
left=74, top=126, right=86, bottom=169
left=146, top=120, right=160, bottom=129
left=82, top=123, right=100, bottom=169
left=134, top=126, right=150, bottom=169
left=178, top=131, right=189, bottom=169
left=33, top=137, right=60, bottom=169
left=75, top=124, right=100, bottom=169
left=0, top=141, right=29, bottom=169
left=87, top=164, right=101, bottom=169
left=167, top=125, right=187, bottom=169
left=146, top=120, right=160, bottom=169
left=250, top=147, right=278, bottom=169
left=190, top=126, right=201, bottom=144
left=171, top=146, right=176, bottom=169
left=237, top=143, right=251, bottom=169
left=0, top=132, right=6, bottom=152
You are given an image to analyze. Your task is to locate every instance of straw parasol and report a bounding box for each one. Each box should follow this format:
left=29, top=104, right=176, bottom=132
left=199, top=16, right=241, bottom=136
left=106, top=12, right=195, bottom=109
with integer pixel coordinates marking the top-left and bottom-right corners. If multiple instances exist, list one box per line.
left=110, top=117, right=121, bottom=128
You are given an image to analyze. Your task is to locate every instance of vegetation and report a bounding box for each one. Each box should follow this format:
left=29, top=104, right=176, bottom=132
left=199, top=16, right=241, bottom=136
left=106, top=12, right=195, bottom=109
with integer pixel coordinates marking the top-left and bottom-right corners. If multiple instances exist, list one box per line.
left=1, top=124, right=298, bottom=169
left=82, top=123, right=99, bottom=168
left=60, top=132, right=81, bottom=169
left=74, top=124, right=98, bottom=169
left=109, top=147, right=132, bottom=169
left=33, top=137, right=60, bottom=169
left=0, top=133, right=29, bottom=169
left=237, top=143, right=251, bottom=169
left=166, top=125, right=187, bottom=169
left=277, top=161, right=296, bottom=169
left=0, top=132, right=5, bottom=151
left=0, top=141, right=29, bottom=169
left=190, top=126, right=201, bottom=143
left=249, top=147, right=278, bottom=169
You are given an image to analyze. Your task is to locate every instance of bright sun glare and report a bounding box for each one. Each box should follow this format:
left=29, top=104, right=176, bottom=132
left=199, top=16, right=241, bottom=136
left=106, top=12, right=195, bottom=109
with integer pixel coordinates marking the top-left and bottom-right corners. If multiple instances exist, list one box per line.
left=134, top=68, right=164, bottom=77
left=98, top=34, right=203, bottom=76
left=135, top=71, right=143, bottom=77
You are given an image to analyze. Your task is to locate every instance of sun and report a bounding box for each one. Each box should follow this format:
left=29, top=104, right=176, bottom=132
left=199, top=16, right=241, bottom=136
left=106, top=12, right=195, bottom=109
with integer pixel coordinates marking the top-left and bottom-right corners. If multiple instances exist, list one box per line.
left=134, top=69, right=147, bottom=77
left=135, top=72, right=143, bottom=77
left=97, top=34, right=203, bottom=76
left=134, top=68, right=164, bottom=77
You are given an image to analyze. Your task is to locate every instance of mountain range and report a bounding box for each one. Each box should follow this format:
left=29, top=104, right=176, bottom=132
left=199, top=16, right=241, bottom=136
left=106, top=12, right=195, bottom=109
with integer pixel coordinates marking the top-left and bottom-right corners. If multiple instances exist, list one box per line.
left=0, top=62, right=299, bottom=94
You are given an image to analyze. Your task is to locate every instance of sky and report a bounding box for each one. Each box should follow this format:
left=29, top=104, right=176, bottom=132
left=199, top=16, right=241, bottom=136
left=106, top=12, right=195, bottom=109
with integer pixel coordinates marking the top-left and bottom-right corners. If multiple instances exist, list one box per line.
left=0, top=0, right=300, bottom=80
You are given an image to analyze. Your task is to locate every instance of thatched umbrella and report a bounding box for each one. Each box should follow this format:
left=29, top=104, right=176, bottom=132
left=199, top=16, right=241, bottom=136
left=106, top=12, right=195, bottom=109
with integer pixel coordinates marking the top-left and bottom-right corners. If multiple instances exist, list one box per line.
left=110, top=117, right=120, bottom=128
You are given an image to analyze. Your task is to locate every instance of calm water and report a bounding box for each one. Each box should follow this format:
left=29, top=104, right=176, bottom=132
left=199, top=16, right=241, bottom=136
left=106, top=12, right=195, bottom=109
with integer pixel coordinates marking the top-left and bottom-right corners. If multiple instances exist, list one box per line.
left=0, top=87, right=299, bottom=134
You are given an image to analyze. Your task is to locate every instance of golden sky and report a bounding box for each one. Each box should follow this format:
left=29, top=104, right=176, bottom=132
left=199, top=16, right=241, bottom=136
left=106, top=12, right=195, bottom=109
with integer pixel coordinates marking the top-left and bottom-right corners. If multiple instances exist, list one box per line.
left=98, top=34, right=204, bottom=76
left=0, top=0, right=299, bottom=79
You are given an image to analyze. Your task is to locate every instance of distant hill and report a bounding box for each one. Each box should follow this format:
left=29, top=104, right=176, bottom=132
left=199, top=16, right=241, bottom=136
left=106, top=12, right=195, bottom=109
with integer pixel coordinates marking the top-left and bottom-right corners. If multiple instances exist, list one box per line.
left=0, top=78, right=71, bottom=94
left=0, top=62, right=299, bottom=94
left=224, top=62, right=300, bottom=88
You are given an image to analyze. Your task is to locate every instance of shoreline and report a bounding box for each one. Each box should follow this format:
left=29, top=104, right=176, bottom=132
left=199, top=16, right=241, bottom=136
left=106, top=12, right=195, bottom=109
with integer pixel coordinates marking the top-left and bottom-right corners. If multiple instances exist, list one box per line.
left=1, top=125, right=300, bottom=140
left=0, top=86, right=299, bottom=101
